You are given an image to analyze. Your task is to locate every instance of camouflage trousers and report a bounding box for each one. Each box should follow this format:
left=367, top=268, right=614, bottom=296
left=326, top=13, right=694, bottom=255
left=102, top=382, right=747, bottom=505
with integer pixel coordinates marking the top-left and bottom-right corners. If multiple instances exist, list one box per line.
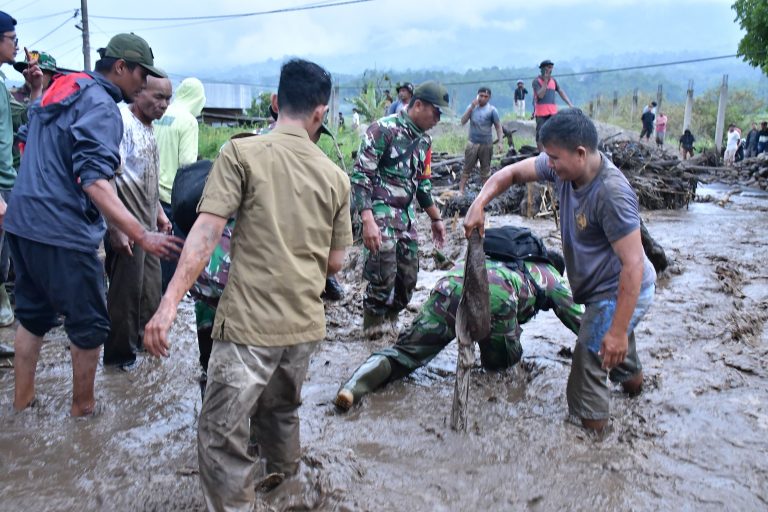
left=378, top=288, right=523, bottom=377
left=362, top=234, right=419, bottom=317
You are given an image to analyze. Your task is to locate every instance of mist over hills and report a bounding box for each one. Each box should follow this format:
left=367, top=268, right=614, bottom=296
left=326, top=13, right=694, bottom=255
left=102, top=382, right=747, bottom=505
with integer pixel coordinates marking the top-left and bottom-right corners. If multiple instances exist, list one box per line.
left=191, top=51, right=766, bottom=113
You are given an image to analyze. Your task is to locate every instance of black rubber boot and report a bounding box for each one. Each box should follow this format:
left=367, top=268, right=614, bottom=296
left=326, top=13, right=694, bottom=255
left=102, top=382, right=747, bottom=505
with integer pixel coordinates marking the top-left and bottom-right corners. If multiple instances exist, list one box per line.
left=321, top=276, right=345, bottom=301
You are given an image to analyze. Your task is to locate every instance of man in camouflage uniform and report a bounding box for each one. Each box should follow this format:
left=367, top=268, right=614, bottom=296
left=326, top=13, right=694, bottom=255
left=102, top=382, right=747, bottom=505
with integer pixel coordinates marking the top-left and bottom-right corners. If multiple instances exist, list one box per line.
left=334, top=249, right=584, bottom=410
left=352, top=81, right=449, bottom=339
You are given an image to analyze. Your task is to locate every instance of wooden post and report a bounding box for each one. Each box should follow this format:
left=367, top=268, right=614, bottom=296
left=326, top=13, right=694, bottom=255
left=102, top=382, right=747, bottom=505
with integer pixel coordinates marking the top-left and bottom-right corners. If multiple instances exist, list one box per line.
left=526, top=183, right=534, bottom=218
left=595, top=95, right=601, bottom=120
left=612, top=91, right=618, bottom=119
left=683, top=80, right=694, bottom=131
left=715, top=75, right=728, bottom=154
left=656, top=84, right=663, bottom=114
left=631, top=87, right=638, bottom=121
left=588, top=99, right=594, bottom=118
left=329, top=84, right=340, bottom=129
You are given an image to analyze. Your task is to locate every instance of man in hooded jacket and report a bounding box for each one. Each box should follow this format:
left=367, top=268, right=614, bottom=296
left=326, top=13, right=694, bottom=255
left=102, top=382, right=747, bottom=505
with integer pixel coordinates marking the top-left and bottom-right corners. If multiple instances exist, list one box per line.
left=154, top=77, right=206, bottom=290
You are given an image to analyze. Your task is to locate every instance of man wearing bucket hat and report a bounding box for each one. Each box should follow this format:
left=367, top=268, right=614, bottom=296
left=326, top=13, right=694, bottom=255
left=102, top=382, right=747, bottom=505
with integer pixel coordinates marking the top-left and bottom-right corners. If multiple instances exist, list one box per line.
left=351, top=81, right=448, bottom=340
left=11, top=50, right=60, bottom=103
left=532, top=59, right=573, bottom=150
left=387, top=81, right=414, bottom=115
left=5, top=32, right=183, bottom=417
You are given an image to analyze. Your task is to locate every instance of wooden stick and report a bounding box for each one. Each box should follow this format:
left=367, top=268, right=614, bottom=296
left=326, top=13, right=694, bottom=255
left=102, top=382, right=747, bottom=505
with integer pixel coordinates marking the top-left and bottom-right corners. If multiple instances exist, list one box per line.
left=450, top=230, right=490, bottom=432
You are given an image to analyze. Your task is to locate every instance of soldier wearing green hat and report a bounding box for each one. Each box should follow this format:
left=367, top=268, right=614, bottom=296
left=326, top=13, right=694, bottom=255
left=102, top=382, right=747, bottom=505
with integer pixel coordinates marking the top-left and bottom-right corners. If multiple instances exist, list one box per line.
left=351, top=81, right=449, bottom=339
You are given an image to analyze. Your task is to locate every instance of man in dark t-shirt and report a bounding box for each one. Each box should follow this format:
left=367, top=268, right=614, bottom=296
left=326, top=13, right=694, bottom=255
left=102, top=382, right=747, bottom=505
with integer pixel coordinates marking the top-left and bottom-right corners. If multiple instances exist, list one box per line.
left=464, top=109, right=656, bottom=433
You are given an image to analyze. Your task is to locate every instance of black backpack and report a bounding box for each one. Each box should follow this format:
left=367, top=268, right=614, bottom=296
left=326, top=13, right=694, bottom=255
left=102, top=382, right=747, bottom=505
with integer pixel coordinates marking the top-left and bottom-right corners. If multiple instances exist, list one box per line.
left=483, top=226, right=554, bottom=310
left=483, top=226, right=551, bottom=266
left=171, top=159, right=214, bottom=237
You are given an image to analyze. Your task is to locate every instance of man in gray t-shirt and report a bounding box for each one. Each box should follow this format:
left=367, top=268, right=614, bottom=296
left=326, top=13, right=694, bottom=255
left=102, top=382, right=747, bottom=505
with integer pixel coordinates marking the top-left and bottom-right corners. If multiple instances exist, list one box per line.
left=463, top=109, right=656, bottom=433
left=459, top=86, right=503, bottom=194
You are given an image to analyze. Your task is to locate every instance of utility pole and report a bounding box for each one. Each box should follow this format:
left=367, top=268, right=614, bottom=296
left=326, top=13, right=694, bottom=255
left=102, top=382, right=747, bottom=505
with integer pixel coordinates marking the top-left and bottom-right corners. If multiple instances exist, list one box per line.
left=80, top=0, right=91, bottom=70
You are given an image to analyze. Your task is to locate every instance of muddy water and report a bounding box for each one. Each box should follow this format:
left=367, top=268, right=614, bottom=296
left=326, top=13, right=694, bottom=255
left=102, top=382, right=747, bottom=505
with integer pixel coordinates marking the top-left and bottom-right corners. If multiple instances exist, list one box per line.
left=1, top=184, right=766, bottom=511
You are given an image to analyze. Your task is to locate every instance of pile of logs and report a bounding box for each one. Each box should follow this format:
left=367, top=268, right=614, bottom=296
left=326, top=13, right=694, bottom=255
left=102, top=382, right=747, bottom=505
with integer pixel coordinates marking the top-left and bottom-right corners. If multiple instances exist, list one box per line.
left=600, top=139, right=698, bottom=210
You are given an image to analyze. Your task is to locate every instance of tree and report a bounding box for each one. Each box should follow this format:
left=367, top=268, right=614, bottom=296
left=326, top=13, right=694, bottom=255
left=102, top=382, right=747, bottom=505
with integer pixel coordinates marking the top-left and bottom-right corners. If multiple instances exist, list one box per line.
left=246, top=91, right=274, bottom=119
left=733, top=0, right=768, bottom=75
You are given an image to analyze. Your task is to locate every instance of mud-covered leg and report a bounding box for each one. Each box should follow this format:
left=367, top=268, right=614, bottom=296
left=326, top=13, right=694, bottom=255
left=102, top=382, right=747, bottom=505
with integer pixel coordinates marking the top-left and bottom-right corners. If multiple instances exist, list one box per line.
left=336, top=291, right=457, bottom=410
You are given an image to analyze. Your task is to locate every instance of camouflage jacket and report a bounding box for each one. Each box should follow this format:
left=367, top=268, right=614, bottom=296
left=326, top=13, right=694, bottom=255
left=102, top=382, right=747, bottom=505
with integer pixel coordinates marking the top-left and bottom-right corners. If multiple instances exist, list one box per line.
left=350, top=110, right=435, bottom=238
left=433, top=258, right=583, bottom=341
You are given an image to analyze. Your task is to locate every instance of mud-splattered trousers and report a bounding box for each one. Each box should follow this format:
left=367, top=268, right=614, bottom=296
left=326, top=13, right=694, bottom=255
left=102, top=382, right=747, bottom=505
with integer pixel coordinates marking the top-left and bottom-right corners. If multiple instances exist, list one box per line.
left=351, top=110, right=436, bottom=317
left=340, top=260, right=584, bottom=400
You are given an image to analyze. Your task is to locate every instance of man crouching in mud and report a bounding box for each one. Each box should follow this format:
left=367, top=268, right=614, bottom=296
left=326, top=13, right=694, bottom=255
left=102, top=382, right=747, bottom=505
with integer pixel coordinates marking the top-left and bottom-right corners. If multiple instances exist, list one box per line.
left=464, top=109, right=656, bottom=432
left=334, top=235, right=584, bottom=410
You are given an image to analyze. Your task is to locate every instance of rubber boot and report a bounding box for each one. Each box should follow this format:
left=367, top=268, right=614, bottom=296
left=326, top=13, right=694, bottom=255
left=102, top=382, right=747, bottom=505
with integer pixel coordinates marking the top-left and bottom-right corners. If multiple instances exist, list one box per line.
left=363, top=311, right=387, bottom=340
left=321, top=276, right=345, bottom=301
left=334, top=355, right=392, bottom=411
left=0, top=285, right=15, bottom=327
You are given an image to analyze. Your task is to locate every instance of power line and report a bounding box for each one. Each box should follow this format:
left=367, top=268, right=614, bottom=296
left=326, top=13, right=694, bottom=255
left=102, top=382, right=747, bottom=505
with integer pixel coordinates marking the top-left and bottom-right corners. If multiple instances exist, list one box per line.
left=90, top=0, right=373, bottom=21
left=437, top=55, right=741, bottom=87
left=27, top=10, right=79, bottom=48
left=19, top=9, right=74, bottom=22
left=181, top=54, right=743, bottom=93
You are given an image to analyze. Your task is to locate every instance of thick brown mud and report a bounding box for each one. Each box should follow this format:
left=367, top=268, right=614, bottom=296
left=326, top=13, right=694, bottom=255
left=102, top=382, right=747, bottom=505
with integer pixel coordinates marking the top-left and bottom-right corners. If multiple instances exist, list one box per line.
left=1, top=183, right=767, bottom=511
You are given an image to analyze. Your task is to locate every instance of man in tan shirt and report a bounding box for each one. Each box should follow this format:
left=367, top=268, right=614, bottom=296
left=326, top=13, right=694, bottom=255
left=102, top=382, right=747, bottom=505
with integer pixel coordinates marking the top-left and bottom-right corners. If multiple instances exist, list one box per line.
left=144, top=58, right=352, bottom=511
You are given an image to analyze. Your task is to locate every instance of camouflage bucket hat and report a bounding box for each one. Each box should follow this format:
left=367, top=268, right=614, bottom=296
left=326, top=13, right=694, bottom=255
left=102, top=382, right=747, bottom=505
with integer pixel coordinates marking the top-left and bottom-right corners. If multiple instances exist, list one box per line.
left=13, top=51, right=58, bottom=73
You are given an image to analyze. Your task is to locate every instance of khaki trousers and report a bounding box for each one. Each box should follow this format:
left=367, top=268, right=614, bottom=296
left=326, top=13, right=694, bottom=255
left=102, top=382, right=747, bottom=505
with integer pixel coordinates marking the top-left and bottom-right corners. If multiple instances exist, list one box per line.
left=462, top=142, right=493, bottom=183
left=198, top=339, right=318, bottom=512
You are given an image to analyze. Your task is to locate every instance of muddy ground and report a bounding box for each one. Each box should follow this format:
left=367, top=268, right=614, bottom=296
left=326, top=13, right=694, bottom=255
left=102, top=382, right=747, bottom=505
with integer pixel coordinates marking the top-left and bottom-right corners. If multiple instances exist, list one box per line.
left=1, top=182, right=767, bottom=511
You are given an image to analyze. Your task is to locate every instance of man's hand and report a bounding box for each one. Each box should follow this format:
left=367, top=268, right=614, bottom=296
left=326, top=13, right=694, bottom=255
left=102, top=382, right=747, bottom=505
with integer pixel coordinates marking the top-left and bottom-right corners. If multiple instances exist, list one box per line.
left=463, top=201, right=486, bottom=238
left=22, top=48, right=44, bottom=99
left=470, top=95, right=480, bottom=108
left=362, top=216, right=382, bottom=253
left=599, top=328, right=628, bottom=370
left=109, top=228, right=133, bottom=257
left=431, top=219, right=445, bottom=249
left=137, top=231, right=184, bottom=260
left=496, top=141, right=504, bottom=153
left=144, top=300, right=177, bottom=357
left=157, top=209, right=172, bottom=234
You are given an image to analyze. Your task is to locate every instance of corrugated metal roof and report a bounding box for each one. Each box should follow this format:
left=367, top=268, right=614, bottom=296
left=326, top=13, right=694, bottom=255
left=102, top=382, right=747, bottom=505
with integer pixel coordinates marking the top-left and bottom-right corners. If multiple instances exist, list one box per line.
left=172, top=80, right=254, bottom=110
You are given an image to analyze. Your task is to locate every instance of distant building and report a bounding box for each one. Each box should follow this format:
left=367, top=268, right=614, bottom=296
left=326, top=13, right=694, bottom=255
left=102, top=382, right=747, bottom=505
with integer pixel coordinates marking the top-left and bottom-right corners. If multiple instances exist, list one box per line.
left=187, top=80, right=268, bottom=127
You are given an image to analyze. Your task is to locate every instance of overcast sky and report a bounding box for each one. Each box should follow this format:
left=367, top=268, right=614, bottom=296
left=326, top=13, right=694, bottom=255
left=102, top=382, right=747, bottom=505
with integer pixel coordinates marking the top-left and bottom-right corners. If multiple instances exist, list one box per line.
left=1, top=0, right=747, bottom=81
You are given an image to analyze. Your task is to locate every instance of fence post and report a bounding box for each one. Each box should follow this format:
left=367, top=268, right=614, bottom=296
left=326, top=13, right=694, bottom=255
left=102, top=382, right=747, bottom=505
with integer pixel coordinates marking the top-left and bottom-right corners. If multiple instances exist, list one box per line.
left=612, top=91, right=618, bottom=119
left=595, top=94, right=601, bottom=120
left=683, top=80, right=694, bottom=132
left=329, top=84, right=340, bottom=129
left=715, top=75, right=728, bottom=154
left=588, top=99, right=594, bottom=118
left=631, top=87, right=638, bottom=121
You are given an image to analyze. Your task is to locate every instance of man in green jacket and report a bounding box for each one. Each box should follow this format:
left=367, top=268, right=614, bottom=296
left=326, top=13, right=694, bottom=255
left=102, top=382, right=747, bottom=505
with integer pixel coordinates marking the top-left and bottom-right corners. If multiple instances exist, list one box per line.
left=154, top=77, right=206, bottom=290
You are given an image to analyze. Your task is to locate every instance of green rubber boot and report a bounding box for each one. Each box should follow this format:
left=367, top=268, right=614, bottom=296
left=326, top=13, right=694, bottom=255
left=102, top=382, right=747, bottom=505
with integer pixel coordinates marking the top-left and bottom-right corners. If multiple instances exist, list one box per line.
left=0, top=285, right=14, bottom=327
left=334, top=355, right=392, bottom=411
